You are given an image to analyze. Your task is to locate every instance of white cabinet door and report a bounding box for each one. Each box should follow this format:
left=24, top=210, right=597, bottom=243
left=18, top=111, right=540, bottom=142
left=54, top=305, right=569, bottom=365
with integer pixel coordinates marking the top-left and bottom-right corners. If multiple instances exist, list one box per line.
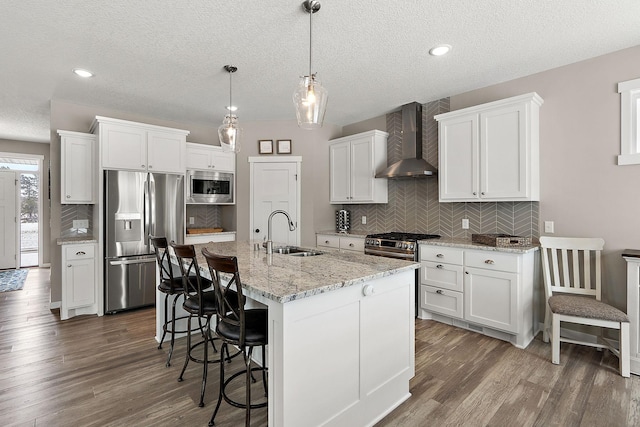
left=464, top=266, right=518, bottom=333
left=481, top=103, right=527, bottom=199
left=350, top=136, right=375, bottom=202
left=186, top=144, right=212, bottom=170
left=211, top=150, right=235, bottom=172
left=147, top=130, right=185, bottom=173
left=61, top=244, right=97, bottom=320
left=439, top=115, right=478, bottom=201
left=329, top=141, right=351, bottom=203
left=60, top=131, right=95, bottom=204
left=100, top=123, right=147, bottom=171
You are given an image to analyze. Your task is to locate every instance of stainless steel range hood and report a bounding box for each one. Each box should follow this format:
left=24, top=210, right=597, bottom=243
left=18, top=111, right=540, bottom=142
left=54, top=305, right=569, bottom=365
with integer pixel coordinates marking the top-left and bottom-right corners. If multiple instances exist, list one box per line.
left=375, top=102, right=437, bottom=178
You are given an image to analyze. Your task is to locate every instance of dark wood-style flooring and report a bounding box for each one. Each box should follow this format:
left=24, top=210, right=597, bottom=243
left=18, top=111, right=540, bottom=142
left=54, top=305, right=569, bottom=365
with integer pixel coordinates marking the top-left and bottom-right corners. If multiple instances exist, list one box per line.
left=1, top=268, right=639, bottom=426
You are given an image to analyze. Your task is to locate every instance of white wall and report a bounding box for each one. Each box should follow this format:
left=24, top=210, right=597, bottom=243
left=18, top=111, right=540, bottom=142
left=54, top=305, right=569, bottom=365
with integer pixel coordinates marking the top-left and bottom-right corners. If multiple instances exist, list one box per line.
left=449, top=45, right=640, bottom=310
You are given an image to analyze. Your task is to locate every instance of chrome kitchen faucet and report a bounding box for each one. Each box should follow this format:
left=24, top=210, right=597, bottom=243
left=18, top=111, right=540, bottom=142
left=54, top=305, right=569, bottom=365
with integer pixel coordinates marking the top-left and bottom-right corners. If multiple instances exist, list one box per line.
left=266, top=210, right=296, bottom=254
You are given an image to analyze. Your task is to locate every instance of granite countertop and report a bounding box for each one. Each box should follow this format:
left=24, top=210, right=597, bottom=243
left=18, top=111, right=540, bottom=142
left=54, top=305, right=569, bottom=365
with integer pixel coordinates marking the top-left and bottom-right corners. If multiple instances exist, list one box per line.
left=623, top=249, right=640, bottom=259
left=179, top=241, right=419, bottom=304
left=57, top=236, right=98, bottom=245
left=418, top=237, right=539, bottom=254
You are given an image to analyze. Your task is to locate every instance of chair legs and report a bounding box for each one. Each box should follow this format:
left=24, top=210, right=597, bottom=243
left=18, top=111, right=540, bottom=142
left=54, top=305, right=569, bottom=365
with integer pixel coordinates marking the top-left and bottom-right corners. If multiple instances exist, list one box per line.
left=178, top=314, right=221, bottom=407
left=157, top=293, right=170, bottom=350
left=209, top=343, right=268, bottom=427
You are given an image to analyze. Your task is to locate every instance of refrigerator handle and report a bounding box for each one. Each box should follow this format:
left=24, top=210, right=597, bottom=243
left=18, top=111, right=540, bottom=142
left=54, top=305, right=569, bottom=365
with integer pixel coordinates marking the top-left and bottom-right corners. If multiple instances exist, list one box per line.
left=143, top=177, right=150, bottom=246
left=148, top=175, right=156, bottom=238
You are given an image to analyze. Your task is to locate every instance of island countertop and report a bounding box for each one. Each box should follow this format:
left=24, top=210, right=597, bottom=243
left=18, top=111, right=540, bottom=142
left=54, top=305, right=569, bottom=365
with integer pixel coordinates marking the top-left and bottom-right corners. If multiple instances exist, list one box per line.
left=185, top=241, right=419, bottom=304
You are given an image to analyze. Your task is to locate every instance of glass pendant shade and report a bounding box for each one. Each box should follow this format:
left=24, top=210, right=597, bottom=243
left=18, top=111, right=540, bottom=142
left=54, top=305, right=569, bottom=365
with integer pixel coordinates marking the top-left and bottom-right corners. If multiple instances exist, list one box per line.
left=293, top=75, right=328, bottom=129
left=218, top=114, right=241, bottom=153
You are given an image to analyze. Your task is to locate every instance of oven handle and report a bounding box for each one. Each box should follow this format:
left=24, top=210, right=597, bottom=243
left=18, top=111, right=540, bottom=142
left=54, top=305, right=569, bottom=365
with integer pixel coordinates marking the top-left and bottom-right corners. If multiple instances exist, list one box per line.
left=364, top=249, right=415, bottom=260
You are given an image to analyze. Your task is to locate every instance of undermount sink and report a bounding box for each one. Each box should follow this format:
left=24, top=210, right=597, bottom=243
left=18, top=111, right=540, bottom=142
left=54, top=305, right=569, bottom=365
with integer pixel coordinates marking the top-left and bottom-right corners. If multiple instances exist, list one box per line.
left=272, top=246, right=324, bottom=256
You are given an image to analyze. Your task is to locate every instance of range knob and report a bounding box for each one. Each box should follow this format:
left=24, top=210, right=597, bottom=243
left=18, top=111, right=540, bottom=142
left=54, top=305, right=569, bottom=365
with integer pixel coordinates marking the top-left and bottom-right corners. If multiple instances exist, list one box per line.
left=408, top=243, right=414, bottom=250
left=403, top=243, right=408, bottom=249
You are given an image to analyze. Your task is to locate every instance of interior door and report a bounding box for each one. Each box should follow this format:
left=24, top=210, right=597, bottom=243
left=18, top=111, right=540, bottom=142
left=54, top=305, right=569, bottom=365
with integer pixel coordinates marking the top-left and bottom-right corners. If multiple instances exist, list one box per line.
left=251, top=162, right=299, bottom=246
left=0, top=170, right=17, bottom=269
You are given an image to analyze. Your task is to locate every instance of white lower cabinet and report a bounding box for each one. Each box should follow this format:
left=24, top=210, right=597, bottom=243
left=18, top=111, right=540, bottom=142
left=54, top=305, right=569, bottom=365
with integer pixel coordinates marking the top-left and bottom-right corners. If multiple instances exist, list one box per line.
left=420, top=244, right=537, bottom=348
left=316, top=233, right=365, bottom=252
left=61, top=243, right=98, bottom=320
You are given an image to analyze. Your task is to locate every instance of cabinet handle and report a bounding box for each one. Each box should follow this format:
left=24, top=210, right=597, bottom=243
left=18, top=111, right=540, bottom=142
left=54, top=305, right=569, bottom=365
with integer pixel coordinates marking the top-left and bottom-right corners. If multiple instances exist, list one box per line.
left=481, top=192, right=485, bottom=195
left=211, top=165, right=215, bottom=169
left=255, top=229, right=260, bottom=233
left=436, top=289, right=443, bottom=294
left=149, top=165, right=153, bottom=169
left=363, top=284, right=375, bottom=296
left=325, top=240, right=330, bottom=244
left=436, top=264, right=443, bottom=269
left=141, top=165, right=145, bottom=168
left=349, top=243, right=354, bottom=247
left=67, top=264, right=72, bottom=268
left=66, top=195, right=70, bottom=198
left=473, top=192, right=477, bottom=195
left=465, top=271, right=469, bottom=274
left=76, top=251, right=86, bottom=256
left=436, top=253, right=444, bottom=258
left=485, top=259, right=495, bottom=265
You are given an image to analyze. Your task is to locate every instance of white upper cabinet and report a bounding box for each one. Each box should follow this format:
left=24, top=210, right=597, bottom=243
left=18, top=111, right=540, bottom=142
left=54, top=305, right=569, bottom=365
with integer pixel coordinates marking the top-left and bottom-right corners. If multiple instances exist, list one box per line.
left=186, top=142, right=235, bottom=172
left=329, top=130, right=388, bottom=204
left=58, top=130, right=96, bottom=204
left=435, top=93, right=543, bottom=202
left=91, top=116, right=189, bottom=174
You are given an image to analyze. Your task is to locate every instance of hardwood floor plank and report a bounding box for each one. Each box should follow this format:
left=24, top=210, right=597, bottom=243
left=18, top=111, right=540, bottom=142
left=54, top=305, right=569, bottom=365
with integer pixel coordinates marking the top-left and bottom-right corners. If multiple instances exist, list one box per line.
left=1, top=269, right=639, bottom=427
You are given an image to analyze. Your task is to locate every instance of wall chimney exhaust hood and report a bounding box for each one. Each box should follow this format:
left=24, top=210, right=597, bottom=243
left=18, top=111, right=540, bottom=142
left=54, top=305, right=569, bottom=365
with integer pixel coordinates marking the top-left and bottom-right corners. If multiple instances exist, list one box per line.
left=375, top=102, right=437, bottom=178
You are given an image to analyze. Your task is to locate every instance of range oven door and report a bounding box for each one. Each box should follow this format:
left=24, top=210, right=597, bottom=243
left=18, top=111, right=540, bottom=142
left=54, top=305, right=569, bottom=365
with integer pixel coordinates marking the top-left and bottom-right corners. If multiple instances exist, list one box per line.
left=187, top=170, right=234, bottom=204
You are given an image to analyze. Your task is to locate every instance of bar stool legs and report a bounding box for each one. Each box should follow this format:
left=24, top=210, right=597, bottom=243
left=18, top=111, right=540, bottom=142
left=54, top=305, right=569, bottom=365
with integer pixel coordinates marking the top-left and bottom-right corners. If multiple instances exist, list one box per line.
left=157, top=292, right=184, bottom=367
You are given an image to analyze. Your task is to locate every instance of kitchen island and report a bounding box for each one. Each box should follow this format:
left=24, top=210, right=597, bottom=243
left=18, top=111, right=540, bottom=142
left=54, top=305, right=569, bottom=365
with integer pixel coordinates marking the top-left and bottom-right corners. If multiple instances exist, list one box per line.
left=158, top=241, right=419, bottom=427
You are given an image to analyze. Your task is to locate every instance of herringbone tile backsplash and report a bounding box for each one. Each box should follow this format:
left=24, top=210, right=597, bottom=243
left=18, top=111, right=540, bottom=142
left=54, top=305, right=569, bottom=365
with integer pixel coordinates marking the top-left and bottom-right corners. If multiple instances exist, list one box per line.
left=61, top=204, right=93, bottom=237
left=186, top=205, right=222, bottom=229
left=346, top=98, right=540, bottom=239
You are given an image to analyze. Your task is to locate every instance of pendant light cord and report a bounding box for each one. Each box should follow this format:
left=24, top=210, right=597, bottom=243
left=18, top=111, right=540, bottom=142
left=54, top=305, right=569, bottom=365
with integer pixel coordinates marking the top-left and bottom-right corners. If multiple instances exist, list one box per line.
left=309, top=3, right=313, bottom=78
left=229, top=69, right=232, bottom=114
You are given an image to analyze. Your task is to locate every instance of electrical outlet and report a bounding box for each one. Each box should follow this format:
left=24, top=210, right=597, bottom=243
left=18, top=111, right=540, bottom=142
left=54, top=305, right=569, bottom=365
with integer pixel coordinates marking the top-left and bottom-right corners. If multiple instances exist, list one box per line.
left=462, top=218, right=469, bottom=229
left=544, top=221, right=554, bottom=233
left=361, top=216, right=367, bottom=225
left=73, top=219, right=89, bottom=229
left=189, top=217, right=195, bottom=225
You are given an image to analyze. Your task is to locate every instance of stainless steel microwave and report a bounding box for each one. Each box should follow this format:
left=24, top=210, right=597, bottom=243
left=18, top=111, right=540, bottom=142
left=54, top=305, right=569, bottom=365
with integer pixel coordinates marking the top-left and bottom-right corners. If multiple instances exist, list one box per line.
left=186, top=170, right=234, bottom=204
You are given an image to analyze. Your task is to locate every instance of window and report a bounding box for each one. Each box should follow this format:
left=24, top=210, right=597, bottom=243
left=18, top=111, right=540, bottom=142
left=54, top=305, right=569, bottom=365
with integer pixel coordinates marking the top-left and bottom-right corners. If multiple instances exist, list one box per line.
left=618, top=77, right=640, bottom=165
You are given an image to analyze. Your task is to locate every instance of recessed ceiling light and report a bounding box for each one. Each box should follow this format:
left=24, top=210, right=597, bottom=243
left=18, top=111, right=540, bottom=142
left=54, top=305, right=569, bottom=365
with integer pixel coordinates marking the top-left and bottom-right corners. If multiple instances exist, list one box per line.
left=226, top=105, right=238, bottom=112
left=429, top=44, right=452, bottom=56
left=73, top=68, right=94, bottom=78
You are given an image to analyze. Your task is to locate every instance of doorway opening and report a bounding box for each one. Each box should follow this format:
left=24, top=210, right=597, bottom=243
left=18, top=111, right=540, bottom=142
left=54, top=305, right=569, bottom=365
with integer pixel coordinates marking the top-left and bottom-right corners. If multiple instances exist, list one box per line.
left=0, top=155, right=43, bottom=268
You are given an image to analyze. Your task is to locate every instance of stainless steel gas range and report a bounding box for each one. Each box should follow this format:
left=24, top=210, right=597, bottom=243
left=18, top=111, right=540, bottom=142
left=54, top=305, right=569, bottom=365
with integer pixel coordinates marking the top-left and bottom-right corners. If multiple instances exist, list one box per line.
left=365, top=232, right=441, bottom=316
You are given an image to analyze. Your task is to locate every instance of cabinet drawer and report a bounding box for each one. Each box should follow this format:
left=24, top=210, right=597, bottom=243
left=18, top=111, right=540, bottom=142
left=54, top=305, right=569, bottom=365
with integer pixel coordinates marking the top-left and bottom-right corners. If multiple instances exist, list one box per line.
left=421, top=285, right=463, bottom=319
left=317, top=235, right=339, bottom=249
left=421, top=261, right=463, bottom=292
left=465, top=250, right=519, bottom=273
left=64, top=244, right=95, bottom=261
left=340, top=237, right=364, bottom=252
left=419, top=245, right=464, bottom=264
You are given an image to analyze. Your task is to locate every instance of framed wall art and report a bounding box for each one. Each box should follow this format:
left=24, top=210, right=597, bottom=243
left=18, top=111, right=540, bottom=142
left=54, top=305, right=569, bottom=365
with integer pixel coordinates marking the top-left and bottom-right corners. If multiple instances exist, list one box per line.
left=258, top=139, right=273, bottom=154
left=277, top=139, right=292, bottom=154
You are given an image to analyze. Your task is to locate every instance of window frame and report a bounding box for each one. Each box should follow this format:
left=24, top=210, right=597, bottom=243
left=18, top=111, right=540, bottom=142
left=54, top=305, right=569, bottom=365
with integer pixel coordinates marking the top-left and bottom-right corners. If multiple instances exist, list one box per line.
left=618, top=77, right=640, bottom=165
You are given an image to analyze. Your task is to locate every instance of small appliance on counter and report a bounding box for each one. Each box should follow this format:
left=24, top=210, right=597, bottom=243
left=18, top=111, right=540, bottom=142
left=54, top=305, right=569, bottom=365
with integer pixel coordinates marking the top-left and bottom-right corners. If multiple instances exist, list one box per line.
left=472, top=233, right=531, bottom=247
left=336, top=209, right=350, bottom=233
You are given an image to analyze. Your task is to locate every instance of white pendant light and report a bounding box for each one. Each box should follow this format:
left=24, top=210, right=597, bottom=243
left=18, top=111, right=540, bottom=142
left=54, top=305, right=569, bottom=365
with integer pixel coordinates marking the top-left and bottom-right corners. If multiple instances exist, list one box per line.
left=293, top=0, right=328, bottom=130
left=218, top=65, right=241, bottom=153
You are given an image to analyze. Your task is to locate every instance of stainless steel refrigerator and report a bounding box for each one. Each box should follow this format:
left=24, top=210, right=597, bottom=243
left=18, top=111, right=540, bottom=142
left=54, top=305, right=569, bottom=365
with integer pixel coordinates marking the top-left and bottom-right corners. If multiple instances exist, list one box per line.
left=104, top=170, right=184, bottom=313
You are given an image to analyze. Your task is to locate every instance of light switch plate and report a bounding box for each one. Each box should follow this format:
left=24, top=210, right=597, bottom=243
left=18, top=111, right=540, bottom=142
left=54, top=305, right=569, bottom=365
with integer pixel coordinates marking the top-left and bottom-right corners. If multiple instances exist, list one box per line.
left=544, top=221, right=554, bottom=233
left=361, top=216, right=367, bottom=225
left=73, top=219, right=89, bottom=229
left=189, top=217, right=195, bottom=225
left=462, top=218, right=469, bottom=229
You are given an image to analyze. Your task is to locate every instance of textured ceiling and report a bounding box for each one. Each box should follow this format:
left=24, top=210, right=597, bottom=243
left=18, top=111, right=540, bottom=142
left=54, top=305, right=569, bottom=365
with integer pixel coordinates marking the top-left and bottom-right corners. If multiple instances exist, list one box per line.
left=2, top=1, right=640, bottom=143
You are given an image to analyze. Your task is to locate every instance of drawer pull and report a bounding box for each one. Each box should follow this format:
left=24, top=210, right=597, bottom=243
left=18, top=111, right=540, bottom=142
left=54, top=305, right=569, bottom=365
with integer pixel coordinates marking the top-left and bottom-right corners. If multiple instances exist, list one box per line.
left=436, top=253, right=444, bottom=258
left=67, top=264, right=72, bottom=268
left=325, top=240, right=330, bottom=244
left=485, top=259, right=495, bottom=265
left=76, top=251, right=86, bottom=256
left=436, top=289, right=444, bottom=294
left=436, top=264, right=443, bottom=269
left=349, top=243, right=354, bottom=247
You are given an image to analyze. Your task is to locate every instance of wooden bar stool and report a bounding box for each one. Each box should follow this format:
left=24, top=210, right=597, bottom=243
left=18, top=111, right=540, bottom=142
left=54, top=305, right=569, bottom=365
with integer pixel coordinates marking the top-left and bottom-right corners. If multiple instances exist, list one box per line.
left=202, top=248, right=267, bottom=427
